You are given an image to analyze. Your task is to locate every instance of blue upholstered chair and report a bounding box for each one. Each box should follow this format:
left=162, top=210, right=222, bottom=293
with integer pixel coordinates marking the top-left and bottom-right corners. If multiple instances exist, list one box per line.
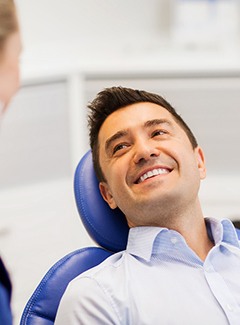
left=20, top=150, right=240, bottom=324
left=20, top=150, right=129, bottom=325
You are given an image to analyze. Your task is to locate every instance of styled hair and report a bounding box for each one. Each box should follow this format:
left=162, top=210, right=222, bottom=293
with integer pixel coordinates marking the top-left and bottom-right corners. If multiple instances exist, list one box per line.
left=88, top=86, right=198, bottom=182
left=0, top=0, right=18, bottom=54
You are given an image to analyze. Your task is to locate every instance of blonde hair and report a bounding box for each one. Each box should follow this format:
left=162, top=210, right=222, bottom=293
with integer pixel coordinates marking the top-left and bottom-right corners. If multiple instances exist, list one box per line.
left=0, top=0, right=18, bottom=53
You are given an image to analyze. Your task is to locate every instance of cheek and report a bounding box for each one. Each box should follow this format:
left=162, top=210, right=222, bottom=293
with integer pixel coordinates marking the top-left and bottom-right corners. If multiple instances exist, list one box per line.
left=108, top=166, right=123, bottom=186
left=105, top=164, right=128, bottom=197
left=184, top=155, right=202, bottom=182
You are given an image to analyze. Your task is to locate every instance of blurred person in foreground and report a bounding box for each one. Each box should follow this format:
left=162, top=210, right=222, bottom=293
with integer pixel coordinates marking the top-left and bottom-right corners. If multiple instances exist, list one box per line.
left=56, top=86, right=240, bottom=324
left=0, top=0, right=22, bottom=323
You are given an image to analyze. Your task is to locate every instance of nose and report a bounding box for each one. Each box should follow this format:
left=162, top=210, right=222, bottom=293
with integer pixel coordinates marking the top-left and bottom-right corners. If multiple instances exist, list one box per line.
left=133, top=139, right=160, bottom=165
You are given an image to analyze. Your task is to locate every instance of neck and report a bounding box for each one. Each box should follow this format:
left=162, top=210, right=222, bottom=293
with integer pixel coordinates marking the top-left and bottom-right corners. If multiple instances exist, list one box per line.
left=161, top=202, right=214, bottom=261
left=175, top=217, right=214, bottom=261
left=152, top=199, right=214, bottom=261
left=129, top=198, right=214, bottom=261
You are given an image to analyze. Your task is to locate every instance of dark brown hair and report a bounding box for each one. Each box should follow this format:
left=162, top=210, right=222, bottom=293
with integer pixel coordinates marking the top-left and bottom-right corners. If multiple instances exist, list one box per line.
left=0, top=0, right=18, bottom=54
left=88, top=86, right=198, bottom=182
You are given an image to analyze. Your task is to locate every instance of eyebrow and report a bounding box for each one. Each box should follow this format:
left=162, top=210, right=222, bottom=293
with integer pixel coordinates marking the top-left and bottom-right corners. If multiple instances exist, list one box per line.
left=105, top=130, right=129, bottom=154
left=144, top=118, right=172, bottom=128
left=104, top=118, right=172, bottom=153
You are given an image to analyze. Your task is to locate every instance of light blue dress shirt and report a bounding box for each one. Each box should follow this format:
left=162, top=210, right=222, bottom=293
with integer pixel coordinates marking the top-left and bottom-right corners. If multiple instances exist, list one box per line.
left=55, top=218, right=240, bottom=324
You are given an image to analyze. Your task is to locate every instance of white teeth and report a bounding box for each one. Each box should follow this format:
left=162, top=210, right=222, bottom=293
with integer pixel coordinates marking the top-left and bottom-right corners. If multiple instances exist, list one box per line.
left=139, top=168, right=169, bottom=183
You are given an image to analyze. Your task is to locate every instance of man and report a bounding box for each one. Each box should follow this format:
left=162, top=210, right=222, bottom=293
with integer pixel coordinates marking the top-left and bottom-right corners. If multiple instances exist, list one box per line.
left=55, top=87, right=240, bottom=324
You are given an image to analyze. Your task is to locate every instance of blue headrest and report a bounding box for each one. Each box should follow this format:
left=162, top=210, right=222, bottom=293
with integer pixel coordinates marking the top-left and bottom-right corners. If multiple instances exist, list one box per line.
left=74, top=150, right=129, bottom=252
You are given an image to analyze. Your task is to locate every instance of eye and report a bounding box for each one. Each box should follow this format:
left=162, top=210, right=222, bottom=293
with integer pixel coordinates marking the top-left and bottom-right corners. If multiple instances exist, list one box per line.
left=152, top=129, right=167, bottom=137
left=113, top=143, right=129, bottom=154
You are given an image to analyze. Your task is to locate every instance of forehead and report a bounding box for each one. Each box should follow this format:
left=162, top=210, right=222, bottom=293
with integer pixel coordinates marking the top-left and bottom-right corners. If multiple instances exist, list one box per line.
left=98, top=102, right=180, bottom=144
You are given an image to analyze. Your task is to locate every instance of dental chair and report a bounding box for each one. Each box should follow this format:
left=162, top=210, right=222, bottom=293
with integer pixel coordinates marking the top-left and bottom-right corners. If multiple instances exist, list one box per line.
left=20, top=150, right=129, bottom=325
left=20, top=150, right=240, bottom=325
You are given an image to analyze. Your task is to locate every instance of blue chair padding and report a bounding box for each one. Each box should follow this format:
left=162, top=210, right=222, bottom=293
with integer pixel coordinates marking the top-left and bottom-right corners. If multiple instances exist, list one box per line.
left=74, top=150, right=129, bottom=252
left=20, top=247, right=112, bottom=325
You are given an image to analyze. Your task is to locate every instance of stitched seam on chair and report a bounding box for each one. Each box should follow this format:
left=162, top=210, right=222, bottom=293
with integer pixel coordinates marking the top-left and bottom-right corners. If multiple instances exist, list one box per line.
left=21, top=247, right=99, bottom=323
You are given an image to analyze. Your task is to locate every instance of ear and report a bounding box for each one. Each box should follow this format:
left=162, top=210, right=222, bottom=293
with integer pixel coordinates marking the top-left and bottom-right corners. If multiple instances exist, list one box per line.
left=99, top=182, right=117, bottom=209
left=195, top=146, right=206, bottom=180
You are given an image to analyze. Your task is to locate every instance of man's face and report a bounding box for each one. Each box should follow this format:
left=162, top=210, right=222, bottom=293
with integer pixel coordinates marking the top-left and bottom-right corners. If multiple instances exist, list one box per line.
left=98, top=102, right=206, bottom=227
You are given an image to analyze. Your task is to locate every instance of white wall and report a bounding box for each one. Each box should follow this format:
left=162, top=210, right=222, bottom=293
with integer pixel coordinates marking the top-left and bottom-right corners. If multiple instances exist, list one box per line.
left=15, top=0, right=170, bottom=57
left=15, top=0, right=240, bottom=59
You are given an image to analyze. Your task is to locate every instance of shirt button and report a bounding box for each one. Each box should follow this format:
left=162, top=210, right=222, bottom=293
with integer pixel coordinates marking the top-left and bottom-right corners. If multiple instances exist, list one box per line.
left=171, top=237, right=178, bottom=244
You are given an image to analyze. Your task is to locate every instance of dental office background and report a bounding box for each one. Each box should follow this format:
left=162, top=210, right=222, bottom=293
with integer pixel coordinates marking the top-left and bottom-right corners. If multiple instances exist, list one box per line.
left=0, top=0, right=240, bottom=323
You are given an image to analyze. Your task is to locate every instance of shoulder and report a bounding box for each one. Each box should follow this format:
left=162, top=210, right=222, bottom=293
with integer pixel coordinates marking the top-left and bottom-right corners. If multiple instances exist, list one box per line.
left=71, top=250, right=126, bottom=285
left=60, top=251, right=127, bottom=309
left=55, top=252, right=126, bottom=324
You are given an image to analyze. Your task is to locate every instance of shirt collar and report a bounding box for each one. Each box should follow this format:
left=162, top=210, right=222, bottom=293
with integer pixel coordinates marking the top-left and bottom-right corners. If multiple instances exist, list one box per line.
left=205, top=217, right=240, bottom=248
left=126, top=217, right=240, bottom=261
left=126, top=227, right=165, bottom=261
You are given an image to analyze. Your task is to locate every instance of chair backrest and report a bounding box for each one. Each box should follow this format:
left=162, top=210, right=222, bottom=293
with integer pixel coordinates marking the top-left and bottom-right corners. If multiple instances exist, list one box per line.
left=20, top=150, right=128, bottom=325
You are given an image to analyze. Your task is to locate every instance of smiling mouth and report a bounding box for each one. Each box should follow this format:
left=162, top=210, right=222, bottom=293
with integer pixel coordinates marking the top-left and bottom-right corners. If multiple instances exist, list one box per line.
left=136, top=168, right=171, bottom=184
